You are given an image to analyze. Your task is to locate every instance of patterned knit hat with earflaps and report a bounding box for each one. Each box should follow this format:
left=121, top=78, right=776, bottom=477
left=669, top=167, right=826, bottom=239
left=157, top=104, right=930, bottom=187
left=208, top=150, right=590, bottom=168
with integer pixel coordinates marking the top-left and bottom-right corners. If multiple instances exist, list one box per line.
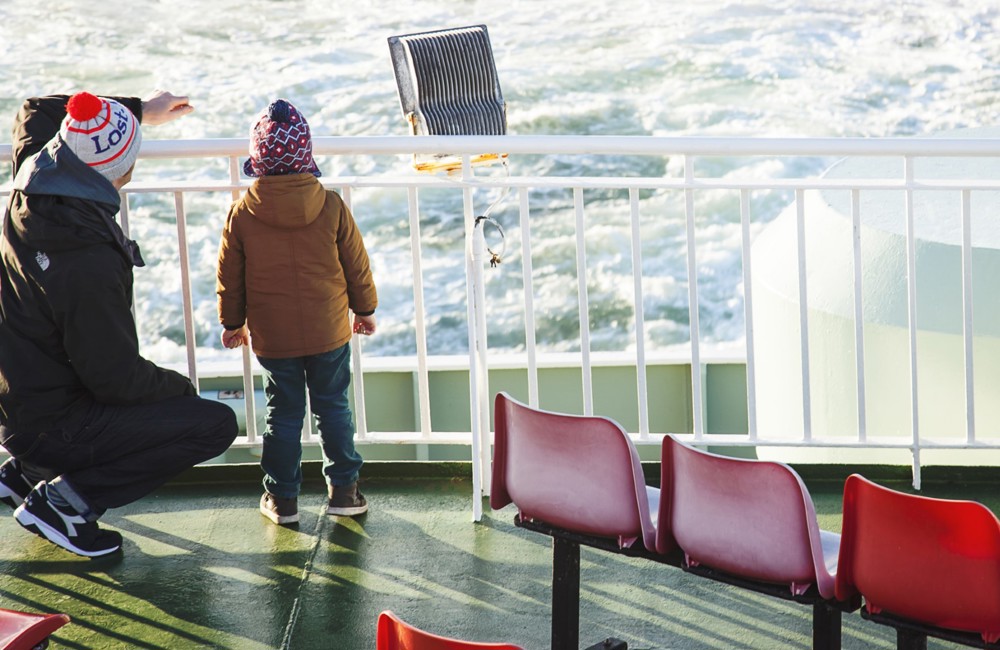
left=60, top=92, right=142, bottom=182
left=243, top=99, right=322, bottom=178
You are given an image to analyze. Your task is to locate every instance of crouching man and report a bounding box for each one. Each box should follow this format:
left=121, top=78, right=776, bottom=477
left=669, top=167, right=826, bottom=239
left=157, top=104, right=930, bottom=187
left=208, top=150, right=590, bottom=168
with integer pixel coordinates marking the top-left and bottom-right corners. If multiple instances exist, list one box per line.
left=0, top=90, right=238, bottom=557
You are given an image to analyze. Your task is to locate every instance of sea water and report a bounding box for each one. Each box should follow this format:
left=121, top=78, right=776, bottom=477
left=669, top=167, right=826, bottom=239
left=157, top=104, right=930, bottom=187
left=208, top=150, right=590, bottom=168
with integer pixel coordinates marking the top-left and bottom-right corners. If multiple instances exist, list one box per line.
left=1, top=0, right=999, bottom=366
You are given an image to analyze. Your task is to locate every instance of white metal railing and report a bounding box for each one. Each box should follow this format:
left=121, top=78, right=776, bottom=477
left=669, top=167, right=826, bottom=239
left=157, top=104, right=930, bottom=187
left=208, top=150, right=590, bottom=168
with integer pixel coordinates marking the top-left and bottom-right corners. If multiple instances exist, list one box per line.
left=3, top=135, right=1000, bottom=519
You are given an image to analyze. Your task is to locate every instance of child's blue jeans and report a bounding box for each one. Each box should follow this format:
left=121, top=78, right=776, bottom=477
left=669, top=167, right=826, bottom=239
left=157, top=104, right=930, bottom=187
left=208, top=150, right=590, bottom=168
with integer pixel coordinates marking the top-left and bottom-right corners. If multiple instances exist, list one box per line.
left=257, top=343, right=363, bottom=499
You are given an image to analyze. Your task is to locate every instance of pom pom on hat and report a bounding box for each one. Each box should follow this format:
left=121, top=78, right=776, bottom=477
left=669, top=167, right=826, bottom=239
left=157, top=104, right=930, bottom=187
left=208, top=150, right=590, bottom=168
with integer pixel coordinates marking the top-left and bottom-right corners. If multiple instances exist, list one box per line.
left=66, top=92, right=104, bottom=121
left=60, top=92, right=142, bottom=183
left=244, top=99, right=321, bottom=178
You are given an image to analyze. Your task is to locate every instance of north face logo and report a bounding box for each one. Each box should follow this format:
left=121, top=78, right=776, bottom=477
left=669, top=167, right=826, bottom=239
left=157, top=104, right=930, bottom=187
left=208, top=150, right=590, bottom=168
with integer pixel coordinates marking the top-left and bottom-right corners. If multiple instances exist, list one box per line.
left=35, top=251, right=50, bottom=271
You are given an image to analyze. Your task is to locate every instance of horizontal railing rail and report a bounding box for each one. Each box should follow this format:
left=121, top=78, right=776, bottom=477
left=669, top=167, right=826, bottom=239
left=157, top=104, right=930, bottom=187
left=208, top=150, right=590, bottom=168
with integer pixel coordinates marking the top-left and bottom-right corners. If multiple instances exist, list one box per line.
left=8, top=134, right=1000, bottom=157
left=4, top=135, right=1000, bottom=518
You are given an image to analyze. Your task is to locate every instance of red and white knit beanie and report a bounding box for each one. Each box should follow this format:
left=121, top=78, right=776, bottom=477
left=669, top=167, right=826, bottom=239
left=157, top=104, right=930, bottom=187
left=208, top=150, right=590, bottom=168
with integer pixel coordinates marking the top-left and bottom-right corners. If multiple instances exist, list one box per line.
left=60, top=92, right=142, bottom=182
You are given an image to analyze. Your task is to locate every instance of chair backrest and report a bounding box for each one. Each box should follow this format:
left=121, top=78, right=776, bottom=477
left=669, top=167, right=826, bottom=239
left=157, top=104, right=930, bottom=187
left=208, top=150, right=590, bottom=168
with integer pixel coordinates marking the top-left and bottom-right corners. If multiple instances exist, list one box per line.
left=490, top=392, right=657, bottom=551
left=0, top=608, right=70, bottom=650
left=835, top=474, right=1000, bottom=643
left=376, top=611, right=524, bottom=650
left=388, top=25, right=506, bottom=137
left=658, top=436, right=836, bottom=598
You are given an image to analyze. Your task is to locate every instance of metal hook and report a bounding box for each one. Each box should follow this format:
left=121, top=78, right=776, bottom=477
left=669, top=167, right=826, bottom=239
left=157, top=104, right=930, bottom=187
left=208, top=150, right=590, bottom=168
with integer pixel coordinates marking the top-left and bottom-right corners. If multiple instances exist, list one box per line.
left=474, top=215, right=506, bottom=268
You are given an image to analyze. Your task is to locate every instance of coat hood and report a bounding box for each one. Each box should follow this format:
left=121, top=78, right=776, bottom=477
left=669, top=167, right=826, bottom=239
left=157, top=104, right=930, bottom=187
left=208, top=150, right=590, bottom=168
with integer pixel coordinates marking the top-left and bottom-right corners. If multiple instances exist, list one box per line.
left=242, top=174, right=326, bottom=229
left=8, top=135, right=144, bottom=266
left=14, top=135, right=121, bottom=207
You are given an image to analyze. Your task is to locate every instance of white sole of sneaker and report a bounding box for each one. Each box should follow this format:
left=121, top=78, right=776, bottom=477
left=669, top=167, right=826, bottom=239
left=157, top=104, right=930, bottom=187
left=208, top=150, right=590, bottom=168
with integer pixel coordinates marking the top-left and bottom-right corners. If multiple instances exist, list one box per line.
left=14, top=507, right=120, bottom=558
left=326, top=505, right=369, bottom=516
left=259, top=506, right=299, bottom=525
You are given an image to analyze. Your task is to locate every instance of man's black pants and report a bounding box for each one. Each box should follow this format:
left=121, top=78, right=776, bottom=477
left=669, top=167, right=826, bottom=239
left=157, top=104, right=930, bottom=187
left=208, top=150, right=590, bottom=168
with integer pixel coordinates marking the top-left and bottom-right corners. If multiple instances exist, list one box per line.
left=0, top=395, right=238, bottom=513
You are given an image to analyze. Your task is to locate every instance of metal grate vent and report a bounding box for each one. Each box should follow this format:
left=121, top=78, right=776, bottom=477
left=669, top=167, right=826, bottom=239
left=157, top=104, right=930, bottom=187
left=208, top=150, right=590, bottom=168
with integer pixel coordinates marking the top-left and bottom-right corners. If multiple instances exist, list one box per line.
left=388, top=25, right=506, bottom=138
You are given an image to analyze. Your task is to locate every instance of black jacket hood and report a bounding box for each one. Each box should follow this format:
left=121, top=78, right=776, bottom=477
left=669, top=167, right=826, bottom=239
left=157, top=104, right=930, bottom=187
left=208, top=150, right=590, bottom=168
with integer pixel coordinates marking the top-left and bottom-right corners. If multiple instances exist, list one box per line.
left=10, top=135, right=144, bottom=266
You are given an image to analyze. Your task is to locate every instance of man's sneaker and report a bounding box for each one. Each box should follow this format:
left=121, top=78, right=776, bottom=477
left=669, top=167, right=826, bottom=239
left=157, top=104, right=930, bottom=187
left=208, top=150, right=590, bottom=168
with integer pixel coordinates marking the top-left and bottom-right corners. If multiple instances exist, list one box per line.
left=0, top=457, right=32, bottom=509
left=14, top=483, right=122, bottom=558
left=327, top=481, right=368, bottom=516
left=260, top=492, right=299, bottom=525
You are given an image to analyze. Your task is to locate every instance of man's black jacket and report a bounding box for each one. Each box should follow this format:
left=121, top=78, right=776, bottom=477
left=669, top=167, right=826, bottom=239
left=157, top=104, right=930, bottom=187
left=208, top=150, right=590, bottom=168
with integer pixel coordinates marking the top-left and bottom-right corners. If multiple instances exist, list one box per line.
left=0, top=95, right=194, bottom=433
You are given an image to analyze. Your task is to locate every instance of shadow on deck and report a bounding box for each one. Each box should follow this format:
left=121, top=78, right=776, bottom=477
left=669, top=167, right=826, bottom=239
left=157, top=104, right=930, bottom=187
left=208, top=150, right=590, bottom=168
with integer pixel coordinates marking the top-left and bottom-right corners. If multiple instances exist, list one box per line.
left=1, top=462, right=998, bottom=649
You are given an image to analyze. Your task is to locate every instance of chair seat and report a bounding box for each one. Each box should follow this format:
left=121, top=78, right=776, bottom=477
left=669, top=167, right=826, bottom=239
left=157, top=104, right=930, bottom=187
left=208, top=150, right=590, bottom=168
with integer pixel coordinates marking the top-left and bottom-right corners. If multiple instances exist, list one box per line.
left=377, top=610, right=524, bottom=649
left=0, top=609, right=70, bottom=650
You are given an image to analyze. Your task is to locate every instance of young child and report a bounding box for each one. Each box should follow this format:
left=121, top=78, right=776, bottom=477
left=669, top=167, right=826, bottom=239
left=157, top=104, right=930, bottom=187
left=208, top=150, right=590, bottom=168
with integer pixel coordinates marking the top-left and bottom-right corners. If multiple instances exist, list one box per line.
left=216, top=99, right=377, bottom=525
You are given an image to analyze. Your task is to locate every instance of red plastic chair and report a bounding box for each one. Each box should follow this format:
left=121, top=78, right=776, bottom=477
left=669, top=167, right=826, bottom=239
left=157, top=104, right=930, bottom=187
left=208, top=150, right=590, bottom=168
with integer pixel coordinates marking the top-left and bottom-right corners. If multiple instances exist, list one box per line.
left=658, top=435, right=838, bottom=598
left=0, top=608, right=70, bottom=650
left=490, top=392, right=657, bottom=650
left=835, top=474, right=1000, bottom=647
left=376, top=611, right=524, bottom=650
left=490, top=392, right=657, bottom=551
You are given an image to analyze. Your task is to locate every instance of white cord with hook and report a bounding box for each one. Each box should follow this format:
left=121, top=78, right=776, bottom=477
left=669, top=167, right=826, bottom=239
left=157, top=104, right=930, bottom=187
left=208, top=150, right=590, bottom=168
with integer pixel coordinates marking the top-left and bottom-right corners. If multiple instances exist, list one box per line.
left=474, top=159, right=509, bottom=268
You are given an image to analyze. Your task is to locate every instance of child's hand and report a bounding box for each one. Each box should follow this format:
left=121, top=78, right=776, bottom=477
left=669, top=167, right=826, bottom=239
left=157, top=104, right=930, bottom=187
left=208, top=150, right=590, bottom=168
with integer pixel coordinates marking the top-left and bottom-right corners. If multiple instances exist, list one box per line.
left=353, top=314, right=376, bottom=336
left=221, top=324, right=250, bottom=349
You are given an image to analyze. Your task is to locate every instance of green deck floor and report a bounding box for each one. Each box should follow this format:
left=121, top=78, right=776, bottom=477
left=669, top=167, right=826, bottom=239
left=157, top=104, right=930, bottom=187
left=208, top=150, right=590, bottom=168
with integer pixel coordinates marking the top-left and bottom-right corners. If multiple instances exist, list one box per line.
left=1, top=464, right=998, bottom=649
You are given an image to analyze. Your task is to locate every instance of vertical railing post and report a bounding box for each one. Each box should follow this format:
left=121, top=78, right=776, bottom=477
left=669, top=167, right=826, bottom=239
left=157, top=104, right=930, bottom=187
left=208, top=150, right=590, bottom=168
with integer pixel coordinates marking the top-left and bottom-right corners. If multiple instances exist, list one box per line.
left=229, top=157, right=257, bottom=443
left=684, top=156, right=705, bottom=439
left=519, top=188, right=540, bottom=408
left=342, top=186, right=369, bottom=443
left=903, top=157, right=921, bottom=489
left=473, top=214, right=492, bottom=498
left=740, top=189, right=758, bottom=441
left=795, top=188, right=812, bottom=441
left=628, top=187, right=650, bottom=439
left=173, top=191, right=198, bottom=394
left=464, top=156, right=489, bottom=518
left=573, top=188, right=593, bottom=415
left=961, top=189, right=976, bottom=444
left=407, top=186, right=433, bottom=440
left=851, top=189, right=867, bottom=443
left=119, top=192, right=138, bottom=326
